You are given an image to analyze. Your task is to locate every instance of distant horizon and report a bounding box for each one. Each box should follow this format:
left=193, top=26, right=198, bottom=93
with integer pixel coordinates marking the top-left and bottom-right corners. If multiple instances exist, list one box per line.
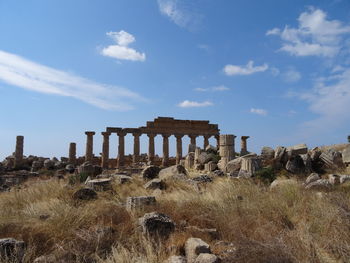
left=1, top=0, right=349, bottom=160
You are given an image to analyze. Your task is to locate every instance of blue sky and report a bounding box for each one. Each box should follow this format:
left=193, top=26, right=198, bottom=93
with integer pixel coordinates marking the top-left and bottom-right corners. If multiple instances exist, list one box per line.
left=0, top=0, right=350, bottom=159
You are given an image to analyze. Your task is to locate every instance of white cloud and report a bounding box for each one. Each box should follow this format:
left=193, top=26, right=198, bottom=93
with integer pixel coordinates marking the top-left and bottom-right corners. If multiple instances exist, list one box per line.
left=0, top=50, right=144, bottom=111
left=194, top=85, right=229, bottom=92
left=283, top=68, right=302, bottom=83
left=157, top=0, right=201, bottom=30
left=178, top=100, right=213, bottom=108
left=101, top=30, right=146, bottom=62
left=224, top=61, right=268, bottom=76
left=250, top=108, right=268, bottom=116
left=267, top=8, right=350, bottom=57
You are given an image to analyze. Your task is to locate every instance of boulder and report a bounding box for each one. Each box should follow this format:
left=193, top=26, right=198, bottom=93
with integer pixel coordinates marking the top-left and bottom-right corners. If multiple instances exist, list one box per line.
left=78, top=162, right=95, bottom=176
left=305, top=179, right=332, bottom=191
left=274, top=146, right=287, bottom=162
left=340, top=175, right=350, bottom=184
left=342, top=145, right=350, bottom=164
left=225, top=157, right=242, bottom=175
left=144, top=179, right=166, bottom=190
left=270, top=179, right=298, bottom=190
left=165, top=255, right=187, bottom=263
left=72, top=188, right=97, bottom=200
left=300, top=154, right=312, bottom=173
left=65, top=164, right=75, bottom=173
left=0, top=238, right=25, bottom=262
left=139, top=212, right=175, bottom=239
left=194, top=253, right=221, bottom=263
left=285, top=155, right=305, bottom=174
left=261, top=147, right=275, bottom=160
left=197, top=152, right=213, bottom=165
left=205, top=161, right=218, bottom=172
left=185, top=238, right=211, bottom=263
left=286, top=144, right=308, bottom=158
left=126, top=196, right=156, bottom=211
left=141, top=165, right=161, bottom=180
left=238, top=156, right=261, bottom=178
left=319, top=149, right=344, bottom=170
left=305, top=173, right=320, bottom=185
left=43, top=159, right=55, bottom=170
left=159, top=165, right=188, bottom=180
left=86, top=178, right=112, bottom=191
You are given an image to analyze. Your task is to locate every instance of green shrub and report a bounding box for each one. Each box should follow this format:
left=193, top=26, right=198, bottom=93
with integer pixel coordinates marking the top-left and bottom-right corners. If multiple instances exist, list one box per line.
left=254, top=166, right=276, bottom=183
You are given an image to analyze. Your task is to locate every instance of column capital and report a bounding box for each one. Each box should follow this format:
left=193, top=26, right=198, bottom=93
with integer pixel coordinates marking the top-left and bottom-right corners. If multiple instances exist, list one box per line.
left=175, top=134, right=184, bottom=139
left=161, top=133, right=171, bottom=138
left=101, top=131, right=111, bottom=136
left=188, top=134, right=199, bottom=138
left=147, top=133, right=157, bottom=138
left=85, top=131, right=95, bottom=136
left=241, top=136, right=250, bottom=140
left=203, top=135, right=211, bottom=139
left=132, top=132, right=142, bottom=137
left=117, top=131, right=127, bottom=137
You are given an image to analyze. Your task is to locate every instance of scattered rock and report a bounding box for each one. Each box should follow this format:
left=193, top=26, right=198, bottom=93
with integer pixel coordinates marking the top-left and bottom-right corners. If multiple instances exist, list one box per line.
left=185, top=238, right=211, bottom=263
left=194, top=253, right=221, bottom=263
left=305, top=179, right=332, bottom=191
left=285, top=156, right=305, bottom=174
left=159, top=165, right=188, bottom=180
left=114, top=174, right=132, bottom=184
left=238, top=156, right=261, bottom=178
left=270, top=179, right=298, bottom=190
left=65, top=164, right=75, bottom=173
left=342, top=145, right=350, bottom=164
left=0, top=238, right=25, bottom=262
left=328, top=174, right=340, bottom=185
left=192, top=174, right=213, bottom=183
left=139, top=212, right=175, bottom=239
left=261, top=146, right=275, bottom=160
left=274, top=146, right=287, bottom=163
left=225, top=157, right=242, bottom=175
left=141, top=165, right=161, bottom=180
left=31, top=161, right=43, bottom=172
left=72, top=188, right=97, bottom=200
left=165, top=255, right=187, bottom=263
left=43, top=159, right=55, bottom=170
left=320, top=149, right=344, bottom=170
left=205, top=161, right=218, bottom=172
left=340, top=175, right=350, bottom=184
left=305, top=173, right=320, bottom=185
left=197, top=152, right=213, bottom=165
left=286, top=144, right=308, bottom=158
left=78, top=162, right=95, bottom=176
left=126, top=196, right=156, bottom=211
left=144, top=179, right=166, bottom=190
left=86, top=178, right=112, bottom=191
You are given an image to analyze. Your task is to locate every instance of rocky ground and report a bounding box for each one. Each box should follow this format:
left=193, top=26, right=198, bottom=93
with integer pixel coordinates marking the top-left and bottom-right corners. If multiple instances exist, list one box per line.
left=0, top=143, right=350, bottom=262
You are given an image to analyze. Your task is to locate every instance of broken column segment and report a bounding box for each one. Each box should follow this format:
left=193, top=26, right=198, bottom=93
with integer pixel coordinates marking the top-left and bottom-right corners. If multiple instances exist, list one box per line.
left=240, top=136, right=250, bottom=156
left=68, top=142, right=76, bottom=165
left=218, top=134, right=236, bottom=171
left=14, top=135, right=24, bottom=168
left=85, top=131, right=95, bottom=162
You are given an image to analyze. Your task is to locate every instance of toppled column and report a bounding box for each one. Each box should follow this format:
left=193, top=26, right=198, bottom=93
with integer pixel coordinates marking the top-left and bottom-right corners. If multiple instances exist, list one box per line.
left=240, top=136, right=250, bottom=156
left=162, top=134, right=170, bottom=166
left=147, top=133, right=156, bottom=164
left=175, top=134, right=184, bottom=165
left=68, top=142, right=76, bottom=165
left=14, top=135, right=24, bottom=168
left=218, top=134, right=236, bottom=171
left=101, top=132, right=110, bottom=169
left=203, top=135, right=210, bottom=149
left=117, top=131, right=126, bottom=168
left=85, top=131, right=95, bottom=162
left=133, top=132, right=141, bottom=163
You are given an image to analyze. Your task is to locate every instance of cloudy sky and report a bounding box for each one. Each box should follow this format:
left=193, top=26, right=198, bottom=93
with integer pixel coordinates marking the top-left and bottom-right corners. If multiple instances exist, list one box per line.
left=0, top=0, right=349, bottom=159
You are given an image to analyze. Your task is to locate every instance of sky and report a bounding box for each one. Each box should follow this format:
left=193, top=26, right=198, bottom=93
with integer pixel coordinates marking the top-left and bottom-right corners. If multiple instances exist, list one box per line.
left=0, top=0, right=350, bottom=160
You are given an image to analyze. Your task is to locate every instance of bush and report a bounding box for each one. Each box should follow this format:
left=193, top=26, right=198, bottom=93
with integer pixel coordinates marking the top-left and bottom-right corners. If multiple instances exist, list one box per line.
left=254, top=166, right=276, bottom=183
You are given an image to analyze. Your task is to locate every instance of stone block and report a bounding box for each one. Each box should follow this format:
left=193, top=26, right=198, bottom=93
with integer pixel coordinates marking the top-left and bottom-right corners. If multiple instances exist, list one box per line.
left=185, top=238, right=211, bottom=263
left=126, top=196, right=156, bottom=211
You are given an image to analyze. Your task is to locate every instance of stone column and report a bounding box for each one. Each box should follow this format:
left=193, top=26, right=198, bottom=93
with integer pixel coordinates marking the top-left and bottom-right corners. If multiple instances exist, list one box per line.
left=101, top=132, right=110, bottom=169
left=203, top=135, right=210, bottom=150
left=189, top=134, right=197, bottom=146
left=68, top=142, right=76, bottom=165
left=175, top=134, right=183, bottom=165
left=14, top=135, right=24, bottom=168
left=240, top=136, right=250, bottom=156
left=85, top=131, right=95, bottom=162
left=117, top=131, right=126, bottom=168
left=132, top=132, right=141, bottom=163
left=218, top=134, right=236, bottom=171
left=162, top=134, right=170, bottom=166
left=147, top=133, right=156, bottom=164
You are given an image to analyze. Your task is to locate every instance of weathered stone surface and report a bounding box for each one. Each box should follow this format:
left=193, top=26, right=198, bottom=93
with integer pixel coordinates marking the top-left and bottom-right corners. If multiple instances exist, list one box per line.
left=194, top=253, right=221, bottom=263
left=285, top=156, right=305, bottom=174
left=31, top=161, right=43, bottom=172
left=43, top=159, right=55, bottom=170
left=86, top=178, right=112, bottom=191
left=300, top=154, right=312, bottom=173
left=305, top=179, right=332, bottom=191
left=185, top=152, right=195, bottom=170
left=65, top=164, right=75, bottom=173
left=328, top=174, right=340, bottom=185
left=188, top=144, right=196, bottom=153
left=185, top=238, right=211, bottom=263
left=165, top=255, right=187, bottom=263
left=343, top=145, right=350, bottom=164
left=319, top=149, right=344, bottom=169
left=141, top=165, right=161, bottom=180
left=286, top=144, right=308, bottom=158
left=270, top=179, right=298, bottom=190
left=126, top=196, right=156, bottom=211
left=144, top=179, right=166, bottom=190
left=274, top=146, right=286, bottom=162
left=305, top=173, right=320, bottom=185
left=192, top=174, right=213, bottom=183
left=238, top=156, right=261, bottom=178
left=210, top=170, right=225, bottom=177
left=78, top=162, right=94, bottom=176
left=205, top=145, right=217, bottom=154
left=72, top=188, right=97, bottom=200
left=340, top=175, right=350, bottom=184
left=114, top=174, right=132, bottom=184
left=197, top=152, right=213, bottom=165
left=225, top=157, right=242, bottom=175
left=205, top=161, right=218, bottom=172
left=139, top=212, right=175, bottom=239
left=159, top=165, right=188, bottom=180
left=261, top=146, right=275, bottom=160
left=0, top=238, right=25, bottom=262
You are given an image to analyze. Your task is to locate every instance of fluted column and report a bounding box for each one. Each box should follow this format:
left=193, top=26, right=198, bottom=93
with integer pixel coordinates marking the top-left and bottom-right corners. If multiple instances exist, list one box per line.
left=117, top=131, right=126, bottom=168
left=175, top=134, right=183, bottom=165
left=203, top=135, right=210, bottom=149
left=85, top=131, right=95, bottom=162
left=240, top=136, right=250, bottom=156
left=133, top=132, right=141, bottom=163
left=101, top=132, right=110, bottom=168
left=68, top=142, right=76, bottom=165
left=14, top=135, right=24, bottom=168
left=162, top=134, right=170, bottom=166
left=147, top=133, right=156, bottom=164
left=219, top=134, right=236, bottom=171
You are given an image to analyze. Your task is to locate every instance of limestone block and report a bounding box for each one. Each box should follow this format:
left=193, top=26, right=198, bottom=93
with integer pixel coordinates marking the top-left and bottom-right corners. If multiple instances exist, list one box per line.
left=205, top=161, right=218, bottom=172
left=219, top=135, right=234, bottom=146
left=86, top=178, right=112, bottom=191
left=159, top=165, right=188, bottom=180
left=185, top=238, right=211, bottom=263
left=126, top=196, right=156, bottom=211
left=144, top=179, right=166, bottom=190
left=138, top=212, right=175, bottom=239
left=342, top=145, right=350, bottom=164
left=305, top=173, right=320, bottom=185
left=261, top=146, right=275, bottom=160
left=286, top=144, right=308, bottom=157
left=194, top=253, right=220, bottom=263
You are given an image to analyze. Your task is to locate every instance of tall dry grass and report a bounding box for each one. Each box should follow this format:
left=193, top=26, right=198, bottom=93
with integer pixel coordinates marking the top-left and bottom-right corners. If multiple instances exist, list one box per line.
left=0, top=176, right=349, bottom=262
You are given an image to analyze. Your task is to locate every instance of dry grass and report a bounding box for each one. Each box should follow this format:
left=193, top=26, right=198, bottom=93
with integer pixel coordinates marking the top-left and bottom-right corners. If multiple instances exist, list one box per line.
left=0, top=175, right=350, bottom=262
